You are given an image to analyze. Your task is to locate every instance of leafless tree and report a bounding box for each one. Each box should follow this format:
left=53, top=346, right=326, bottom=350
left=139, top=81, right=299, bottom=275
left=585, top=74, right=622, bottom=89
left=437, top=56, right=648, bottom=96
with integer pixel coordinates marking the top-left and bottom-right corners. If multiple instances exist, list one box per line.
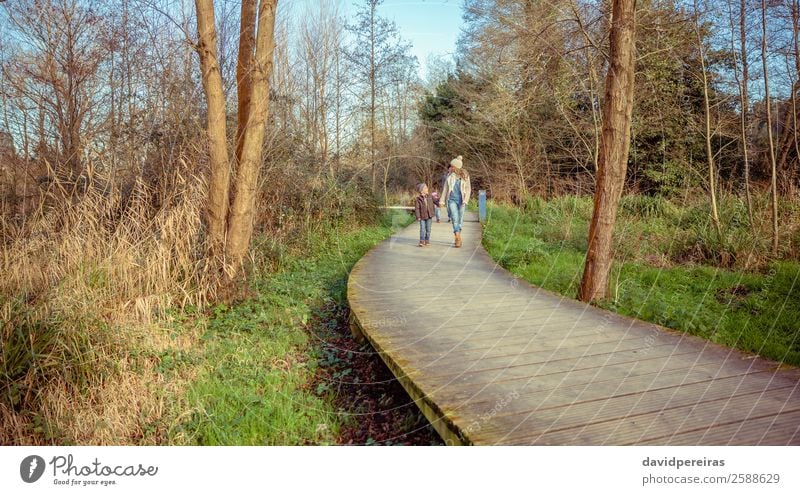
left=194, top=0, right=279, bottom=273
left=579, top=0, right=637, bottom=302
left=694, top=1, right=722, bottom=234
left=761, top=0, right=779, bottom=256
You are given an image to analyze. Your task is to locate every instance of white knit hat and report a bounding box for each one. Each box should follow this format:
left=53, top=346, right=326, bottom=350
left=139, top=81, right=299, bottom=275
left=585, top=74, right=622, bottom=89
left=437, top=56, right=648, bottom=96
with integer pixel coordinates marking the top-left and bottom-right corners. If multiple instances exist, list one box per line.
left=450, top=155, right=463, bottom=169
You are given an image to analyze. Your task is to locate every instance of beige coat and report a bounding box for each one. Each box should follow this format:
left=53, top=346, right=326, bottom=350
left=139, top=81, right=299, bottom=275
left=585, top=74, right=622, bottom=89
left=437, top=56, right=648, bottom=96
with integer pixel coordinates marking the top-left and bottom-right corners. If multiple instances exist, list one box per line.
left=440, top=172, right=471, bottom=206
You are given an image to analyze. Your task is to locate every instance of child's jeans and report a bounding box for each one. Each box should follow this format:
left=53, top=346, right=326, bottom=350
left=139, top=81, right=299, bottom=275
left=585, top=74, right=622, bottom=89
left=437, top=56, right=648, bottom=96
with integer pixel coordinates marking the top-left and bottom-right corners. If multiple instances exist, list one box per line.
left=434, top=206, right=440, bottom=221
left=447, top=200, right=465, bottom=233
left=419, top=218, right=432, bottom=241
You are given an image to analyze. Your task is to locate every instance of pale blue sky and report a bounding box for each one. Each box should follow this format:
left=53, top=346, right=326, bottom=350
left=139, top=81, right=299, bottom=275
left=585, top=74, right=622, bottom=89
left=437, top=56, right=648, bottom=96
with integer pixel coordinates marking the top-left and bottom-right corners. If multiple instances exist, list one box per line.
left=341, top=0, right=464, bottom=78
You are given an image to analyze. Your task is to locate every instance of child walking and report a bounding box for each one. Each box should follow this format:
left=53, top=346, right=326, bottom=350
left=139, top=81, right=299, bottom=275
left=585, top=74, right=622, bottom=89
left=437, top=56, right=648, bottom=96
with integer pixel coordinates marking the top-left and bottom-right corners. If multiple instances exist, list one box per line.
left=431, top=190, right=441, bottom=223
left=414, top=183, right=435, bottom=246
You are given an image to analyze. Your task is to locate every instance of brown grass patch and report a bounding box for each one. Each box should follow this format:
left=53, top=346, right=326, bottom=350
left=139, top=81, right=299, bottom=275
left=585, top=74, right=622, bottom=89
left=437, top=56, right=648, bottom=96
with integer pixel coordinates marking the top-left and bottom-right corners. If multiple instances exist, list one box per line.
left=1, top=163, right=211, bottom=445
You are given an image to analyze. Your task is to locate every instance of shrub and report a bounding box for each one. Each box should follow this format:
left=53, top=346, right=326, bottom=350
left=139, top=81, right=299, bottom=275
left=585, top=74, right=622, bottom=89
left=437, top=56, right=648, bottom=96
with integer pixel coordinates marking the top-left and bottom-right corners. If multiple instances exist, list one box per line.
left=522, top=195, right=545, bottom=215
left=619, top=194, right=680, bottom=221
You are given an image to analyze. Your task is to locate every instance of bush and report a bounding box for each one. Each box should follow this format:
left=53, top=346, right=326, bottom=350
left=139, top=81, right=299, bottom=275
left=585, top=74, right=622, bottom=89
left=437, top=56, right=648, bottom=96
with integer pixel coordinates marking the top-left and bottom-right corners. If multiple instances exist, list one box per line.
left=258, top=168, right=380, bottom=249
left=641, top=159, right=696, bottom=197
left=522, top=195, right=545, bottom=215
left=619, top=194, right=680, bottom=221
left=495, top=237, right=548, bottom=268
left=547, top=194, right=593, bottom=220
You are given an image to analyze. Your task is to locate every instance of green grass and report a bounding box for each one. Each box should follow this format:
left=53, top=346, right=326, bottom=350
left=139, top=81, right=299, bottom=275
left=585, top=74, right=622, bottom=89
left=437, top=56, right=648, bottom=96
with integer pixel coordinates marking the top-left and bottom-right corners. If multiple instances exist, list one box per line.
left=167, top=212, right=413, bottom=445
left=483, top=198, right=800, bottom=366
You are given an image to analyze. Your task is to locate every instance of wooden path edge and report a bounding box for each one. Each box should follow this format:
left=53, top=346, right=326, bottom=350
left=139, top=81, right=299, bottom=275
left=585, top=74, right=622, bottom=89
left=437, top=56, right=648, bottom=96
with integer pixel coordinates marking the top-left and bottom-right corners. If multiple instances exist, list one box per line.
left=347, top=253, right=472, bottom=445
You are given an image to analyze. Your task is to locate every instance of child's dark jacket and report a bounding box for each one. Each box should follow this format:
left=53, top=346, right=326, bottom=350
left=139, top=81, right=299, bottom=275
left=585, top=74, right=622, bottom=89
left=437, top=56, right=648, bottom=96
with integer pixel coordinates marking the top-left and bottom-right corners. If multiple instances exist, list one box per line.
left=415, top=194, right=436, bottom=220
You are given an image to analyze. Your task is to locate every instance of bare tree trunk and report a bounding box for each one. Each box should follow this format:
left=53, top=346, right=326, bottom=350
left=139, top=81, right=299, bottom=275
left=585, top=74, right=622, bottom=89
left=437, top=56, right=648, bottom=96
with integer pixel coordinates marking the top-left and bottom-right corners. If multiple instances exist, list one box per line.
left=235, top=0, right=258, bottom=165
left=762, top=0, right=779, bottom=256
left=792, top=0, right=800, bottom=192
left=319, top=78, right=328, bottom=169
left=318, top=35, right=329, bottom=170
left=775, top=0, right=800, bottom=195
left=334, top=46, right=342, bottom=177
left=775, top=87, right=797, bottom=189
left=579, top=0, right=637, bottom=303
left=588, top=59, right=601, bottom=172
left=383, top=154, right=390, bottom=206
left=122, top=0, right=135, bottom=168
left=370, top=3, right=377, bottom=192
left=735, top=0, right=754, bottom=224
left=195, top=0, right=231, bottom=254
left=37, top=101, right=46, bottom=160
left=226, top=0, right=279, bottom=265
left=792, top=83, right=800, bottom=195
left=109, top=47, right=118, bottom=174
left=696, top=4, right=721, bottom=234
left=300, top=3, right=337, bottom=172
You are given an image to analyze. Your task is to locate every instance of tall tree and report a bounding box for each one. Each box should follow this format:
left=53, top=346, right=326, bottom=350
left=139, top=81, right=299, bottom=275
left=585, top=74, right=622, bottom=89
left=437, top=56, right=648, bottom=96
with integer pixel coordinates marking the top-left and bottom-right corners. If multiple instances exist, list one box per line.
left=2, top=0, right=109, bottom=180
left=226, top=0, right=279, bottom=264
left=235, top=0, right=258, bottom=165
left=298, top=1, right=343, bottom=173
left=739, top=0, right=754, bottom=223
left=579, top=0, right=637, bottom=302
left=194, top=0, right=279, bottom=272
left=345, top=0, right=411, bottom=193
left=694, top=1, right=721, bottom=234
left=792, top=0, right=800, bottom=193
left=761, top=0, right=779, bottom=256
left=774, top=0, right=800, bottom=195
left=728, top=0, right=754, bottom=224
left=195, top=0, right=231, bottom=255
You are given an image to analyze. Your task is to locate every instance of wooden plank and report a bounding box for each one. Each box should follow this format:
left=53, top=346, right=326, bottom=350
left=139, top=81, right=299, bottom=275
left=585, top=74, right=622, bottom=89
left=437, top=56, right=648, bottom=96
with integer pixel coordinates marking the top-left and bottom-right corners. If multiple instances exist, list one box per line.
left=435, top=359, right=748, bottom=403
left=404, top=337, right=676, bottom=373
left=353, top=302, right=615, bottom=327
left=410, top=348, right=739, bottom=402
left=494, top=386, right=800, bottom=445
left=374, top=340, right=707, bottom=398
left=453, top=371, right=792, bottom=421
left=395, top=341, right=709, bottom=381
left=636, top=408, right=800, bottom=445
left=397, top=330, right=643, bottom=359
left=356, top=312, right=647, bottom=347
left=435, top=365, right=779, bottom=413
left=424, top=356, right=771, bottom=409
left=357, top=313, right=618, bottom=345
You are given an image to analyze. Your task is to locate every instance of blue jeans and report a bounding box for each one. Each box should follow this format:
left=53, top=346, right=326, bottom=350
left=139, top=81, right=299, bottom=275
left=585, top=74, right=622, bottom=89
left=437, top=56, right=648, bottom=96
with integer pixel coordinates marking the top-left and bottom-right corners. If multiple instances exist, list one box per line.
left=434, top=206, right=440, bottom=221
left=419, top=218, right=432, bottom=241
left=447, top=200, right=464, bottom=233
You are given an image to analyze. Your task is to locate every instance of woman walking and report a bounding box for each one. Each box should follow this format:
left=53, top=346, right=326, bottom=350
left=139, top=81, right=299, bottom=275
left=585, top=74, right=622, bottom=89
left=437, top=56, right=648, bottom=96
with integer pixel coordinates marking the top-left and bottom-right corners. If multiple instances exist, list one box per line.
left=440, top=155, right=471, bottom=247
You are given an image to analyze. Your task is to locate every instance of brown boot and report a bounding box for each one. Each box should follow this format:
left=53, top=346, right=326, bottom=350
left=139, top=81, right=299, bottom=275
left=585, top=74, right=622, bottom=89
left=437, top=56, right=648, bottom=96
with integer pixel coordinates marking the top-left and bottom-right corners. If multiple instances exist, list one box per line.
left=455, top=232, right=462, bottom=248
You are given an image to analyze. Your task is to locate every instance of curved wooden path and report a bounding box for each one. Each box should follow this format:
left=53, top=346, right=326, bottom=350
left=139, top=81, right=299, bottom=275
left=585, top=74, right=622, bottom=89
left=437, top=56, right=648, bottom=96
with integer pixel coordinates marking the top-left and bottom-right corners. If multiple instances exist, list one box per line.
left=347, top=211, right=800, bottom=445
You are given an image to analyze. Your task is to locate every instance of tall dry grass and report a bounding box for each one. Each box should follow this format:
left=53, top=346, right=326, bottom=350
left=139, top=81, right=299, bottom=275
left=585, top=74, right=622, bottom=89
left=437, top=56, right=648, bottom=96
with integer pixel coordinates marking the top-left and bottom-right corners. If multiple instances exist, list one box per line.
left=1, top=160, right=212, bottom=444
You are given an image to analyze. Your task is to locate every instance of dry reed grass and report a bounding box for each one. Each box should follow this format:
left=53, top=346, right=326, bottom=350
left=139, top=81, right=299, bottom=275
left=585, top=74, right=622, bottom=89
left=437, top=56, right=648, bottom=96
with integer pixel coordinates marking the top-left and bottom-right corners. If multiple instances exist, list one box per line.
left=1, top=161, right=211, bottom=445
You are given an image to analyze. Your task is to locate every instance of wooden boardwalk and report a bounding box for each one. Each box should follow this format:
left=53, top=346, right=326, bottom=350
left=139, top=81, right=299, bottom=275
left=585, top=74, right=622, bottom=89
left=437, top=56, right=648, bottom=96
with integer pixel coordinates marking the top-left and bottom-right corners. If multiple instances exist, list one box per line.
left=347, top=211, right=800, bottom=445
